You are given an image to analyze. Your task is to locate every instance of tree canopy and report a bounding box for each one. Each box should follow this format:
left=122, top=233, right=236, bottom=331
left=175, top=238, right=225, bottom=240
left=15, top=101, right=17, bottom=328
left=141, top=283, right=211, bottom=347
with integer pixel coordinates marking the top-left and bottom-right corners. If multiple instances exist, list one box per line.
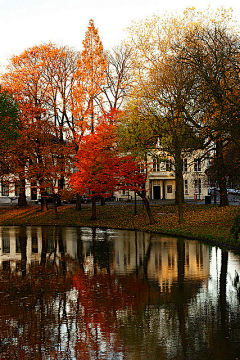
left=0, top=86, right=19, bottom=148
left=121, top=7, right=240, bottom=212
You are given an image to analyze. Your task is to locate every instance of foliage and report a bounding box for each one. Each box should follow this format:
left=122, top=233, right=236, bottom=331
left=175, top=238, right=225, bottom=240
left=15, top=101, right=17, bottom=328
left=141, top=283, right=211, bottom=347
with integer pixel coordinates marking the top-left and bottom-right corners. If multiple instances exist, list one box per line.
left=73, top=19, right=108, bottom=134
left=71, top=121, right=145, bottom=196
left=123, top=7, right=240, bottom=214
left=70, top=111, right=146, bottom=219
left=207, top=141, right=240, bottom=190
left=0, top=86, right=19, bottom=147
left=173, top=9, right=240, bottom=206
left=1, top=43, right=76, bottom=208
left=122, top=9, right=211, bottom=222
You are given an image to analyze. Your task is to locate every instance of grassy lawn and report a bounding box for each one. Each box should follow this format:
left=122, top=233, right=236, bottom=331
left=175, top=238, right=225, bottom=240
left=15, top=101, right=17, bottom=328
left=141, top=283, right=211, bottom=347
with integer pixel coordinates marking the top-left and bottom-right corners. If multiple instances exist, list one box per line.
left=0, top=203, right=239, bottom=249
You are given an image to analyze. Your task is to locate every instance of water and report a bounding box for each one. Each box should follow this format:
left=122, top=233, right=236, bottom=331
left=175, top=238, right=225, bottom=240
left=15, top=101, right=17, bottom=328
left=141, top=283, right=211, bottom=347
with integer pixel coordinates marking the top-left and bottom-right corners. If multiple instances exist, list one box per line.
left=0, top=226, right=239, bottom=360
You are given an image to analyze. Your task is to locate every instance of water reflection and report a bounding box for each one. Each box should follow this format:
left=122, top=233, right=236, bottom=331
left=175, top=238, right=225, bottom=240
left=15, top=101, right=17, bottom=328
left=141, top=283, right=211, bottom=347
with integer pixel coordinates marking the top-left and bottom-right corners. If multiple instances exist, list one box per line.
left=0, top=226, right=239, bottom=359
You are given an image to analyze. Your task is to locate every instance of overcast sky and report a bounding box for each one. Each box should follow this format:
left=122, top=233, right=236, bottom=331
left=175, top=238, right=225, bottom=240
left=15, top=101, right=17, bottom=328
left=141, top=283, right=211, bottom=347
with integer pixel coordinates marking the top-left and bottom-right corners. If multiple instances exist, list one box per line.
left=1, top=0, right=240, bottom=72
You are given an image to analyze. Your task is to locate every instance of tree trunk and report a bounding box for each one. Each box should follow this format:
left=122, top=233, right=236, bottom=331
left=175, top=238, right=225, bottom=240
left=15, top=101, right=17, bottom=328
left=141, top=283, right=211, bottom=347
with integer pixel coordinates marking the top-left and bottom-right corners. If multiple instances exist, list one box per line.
left=91, top=195, right=97, bottom=220
left=137, top=191, right=155, bottom=225
left=17, top=177, right=27, bottom=207
left=76, top=193, right=82, bottom=211
left=134, top=192, right=137, bottom=215
left=41, top=190, right=48, bottom=212
left=216, top=140, right=228, bottom=207
left=175, top=153, right=184, bottom=223
left=57, top=177, right=64, bottom=207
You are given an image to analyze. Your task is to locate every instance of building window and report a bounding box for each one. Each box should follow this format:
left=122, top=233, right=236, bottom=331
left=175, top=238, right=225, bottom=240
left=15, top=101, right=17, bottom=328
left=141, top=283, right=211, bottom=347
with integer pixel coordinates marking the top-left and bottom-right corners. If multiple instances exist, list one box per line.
left=199, top=179, right=202, bottom=194
left=167, top=185, right=172, bottom=193
left=2, top=182, right=9, bottom=196
left=15, top=182, right=20, bottom=197
left=184, top=179, right=188, bottom=194
left=194, top=158, right=201, bottom=172
left=194, top=180, right=198, bottom=193
left=183, top=159, right=187, bottom=172
left=194, top=179, right=201, bottom=194
left=166, top=159, right=172, bottom=172
left=153, top=158, right=161, bottom=172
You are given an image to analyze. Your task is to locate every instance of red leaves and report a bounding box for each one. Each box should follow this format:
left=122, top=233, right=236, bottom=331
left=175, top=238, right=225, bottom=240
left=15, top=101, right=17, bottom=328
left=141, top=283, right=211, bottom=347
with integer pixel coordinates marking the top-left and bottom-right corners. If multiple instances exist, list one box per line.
left=70, top=113, right=146, bottom=197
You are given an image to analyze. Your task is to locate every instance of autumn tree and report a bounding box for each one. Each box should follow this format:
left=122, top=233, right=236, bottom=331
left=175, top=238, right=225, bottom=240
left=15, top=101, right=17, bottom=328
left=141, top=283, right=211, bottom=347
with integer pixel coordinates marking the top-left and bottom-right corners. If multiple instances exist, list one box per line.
left=70, top=111, right=153, bottom=222
left=122, top=10, right=206, bottom=222
left=207, top=141, right=240, bottom=191
left=40, top=45, right=80, bottom=204
left=1, top=43, right=77, bottom=208
left=73, top=19, right=108, bottom=134
left=174, top=9, right=240, bottom=206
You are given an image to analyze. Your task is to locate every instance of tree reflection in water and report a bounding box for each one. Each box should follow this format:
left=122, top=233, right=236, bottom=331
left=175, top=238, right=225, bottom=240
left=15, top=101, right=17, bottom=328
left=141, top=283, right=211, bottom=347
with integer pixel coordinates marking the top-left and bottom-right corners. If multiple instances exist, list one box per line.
left=0, top=226, right=239, bottom=359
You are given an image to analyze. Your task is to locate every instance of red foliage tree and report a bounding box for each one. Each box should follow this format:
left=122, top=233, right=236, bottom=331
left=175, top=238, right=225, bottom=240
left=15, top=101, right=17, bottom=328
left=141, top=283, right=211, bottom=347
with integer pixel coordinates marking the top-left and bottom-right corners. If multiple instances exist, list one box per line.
left=70, top=111, right=148, bottom=220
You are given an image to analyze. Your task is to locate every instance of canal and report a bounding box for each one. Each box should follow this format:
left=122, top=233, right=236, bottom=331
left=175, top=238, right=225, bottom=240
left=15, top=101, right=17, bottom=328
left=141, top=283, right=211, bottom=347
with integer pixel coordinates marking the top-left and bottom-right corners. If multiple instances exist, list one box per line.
left=0, top=226, right=239, bottom=359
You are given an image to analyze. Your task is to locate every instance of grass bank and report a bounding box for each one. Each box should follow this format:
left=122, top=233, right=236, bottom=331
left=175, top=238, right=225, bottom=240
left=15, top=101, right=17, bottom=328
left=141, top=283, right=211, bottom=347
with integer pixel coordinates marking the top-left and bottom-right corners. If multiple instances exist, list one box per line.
left=0, top=203, right=239, bottom=249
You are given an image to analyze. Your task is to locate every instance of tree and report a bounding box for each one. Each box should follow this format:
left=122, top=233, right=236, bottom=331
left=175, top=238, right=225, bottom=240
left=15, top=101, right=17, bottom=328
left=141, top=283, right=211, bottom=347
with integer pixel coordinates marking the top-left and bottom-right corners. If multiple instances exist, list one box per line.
left=173, top=8, right=240, bottom=206
left=122, top=11, right=206, bottom=222
left=39, top=45, right=80, bottom=205
left=73, top=19, right=108, bottom=134
left=123, top=7, right=240, bottom=218
left=0, top=86, right=19, bottom=189
left=1, top=43, right=77, bottom=208
left=207, top=140, right=240, bottom=191
left=70, top=112, right=152, bottom=222
left=103, top=45, right=133, bottom=110
left=0, top=86, right=19, bottom=148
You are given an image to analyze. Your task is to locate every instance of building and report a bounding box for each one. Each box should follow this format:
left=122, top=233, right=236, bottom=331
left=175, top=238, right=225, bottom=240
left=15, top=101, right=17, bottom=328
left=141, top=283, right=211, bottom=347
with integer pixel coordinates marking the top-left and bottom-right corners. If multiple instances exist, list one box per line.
left=0, top=149, right=210, bottom=203
left=115, top=151, right=210, bottom=202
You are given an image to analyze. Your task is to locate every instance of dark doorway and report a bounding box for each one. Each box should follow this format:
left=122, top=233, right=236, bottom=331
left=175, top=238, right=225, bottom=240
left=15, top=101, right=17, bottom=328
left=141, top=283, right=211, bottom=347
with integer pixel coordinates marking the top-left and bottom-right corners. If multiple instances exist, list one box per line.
left=31, top=186, right=37, bottom=200
left=153, top=186, right=161, bottom=200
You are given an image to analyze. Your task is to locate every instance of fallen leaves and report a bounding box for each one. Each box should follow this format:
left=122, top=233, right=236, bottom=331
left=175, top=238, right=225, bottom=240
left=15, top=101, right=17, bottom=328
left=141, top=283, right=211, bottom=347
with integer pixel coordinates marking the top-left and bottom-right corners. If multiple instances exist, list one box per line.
left=0, top=203, right=239, bottom=248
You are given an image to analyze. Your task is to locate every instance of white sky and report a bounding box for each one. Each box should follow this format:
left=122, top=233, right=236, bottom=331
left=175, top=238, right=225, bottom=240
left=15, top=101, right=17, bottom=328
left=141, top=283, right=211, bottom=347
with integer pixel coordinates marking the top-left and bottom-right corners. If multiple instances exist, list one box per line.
left=0, top=0, right=240, bottom=72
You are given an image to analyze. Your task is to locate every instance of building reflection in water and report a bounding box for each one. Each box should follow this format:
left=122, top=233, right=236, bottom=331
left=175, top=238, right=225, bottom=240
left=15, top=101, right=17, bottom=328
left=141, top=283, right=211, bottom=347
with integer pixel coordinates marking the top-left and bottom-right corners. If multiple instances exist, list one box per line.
left=0, top=226, right=210, bottom=287
left=0, top=226, right=239, bottom=360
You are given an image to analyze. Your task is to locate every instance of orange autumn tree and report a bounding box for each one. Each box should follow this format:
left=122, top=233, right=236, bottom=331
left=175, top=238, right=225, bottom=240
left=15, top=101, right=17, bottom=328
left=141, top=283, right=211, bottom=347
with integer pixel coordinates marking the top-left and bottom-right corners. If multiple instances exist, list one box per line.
left=1, top=43, right=76, bottom=209
left=70, top=111, right=147, bottom=221
left=73, top=19, right=108, bottom=134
